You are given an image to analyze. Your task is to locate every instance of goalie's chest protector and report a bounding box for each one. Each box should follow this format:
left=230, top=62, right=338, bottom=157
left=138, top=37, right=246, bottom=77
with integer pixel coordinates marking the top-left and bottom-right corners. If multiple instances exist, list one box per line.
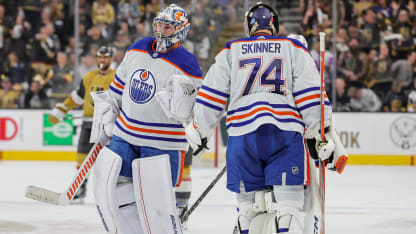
left=111, top=37, right=202, bottom=150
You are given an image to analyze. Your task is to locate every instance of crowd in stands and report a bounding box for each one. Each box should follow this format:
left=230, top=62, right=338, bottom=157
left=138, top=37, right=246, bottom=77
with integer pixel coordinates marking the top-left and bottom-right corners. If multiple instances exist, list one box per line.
left=0, top=0, right=234, bottom=109
left=299, top=0, right=416, bottom=112
left=0, top=0, right=415, bottom=113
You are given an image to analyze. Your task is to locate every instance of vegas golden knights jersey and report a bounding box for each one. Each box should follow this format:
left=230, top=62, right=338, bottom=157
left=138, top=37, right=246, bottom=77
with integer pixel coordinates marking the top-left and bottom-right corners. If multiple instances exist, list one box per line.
left=63, top=69, right=116, bottom=117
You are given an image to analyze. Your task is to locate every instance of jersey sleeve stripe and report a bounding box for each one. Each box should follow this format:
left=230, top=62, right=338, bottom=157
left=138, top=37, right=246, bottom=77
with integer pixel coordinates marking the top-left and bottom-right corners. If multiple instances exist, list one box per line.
left=114, top=74, right=126, bottom=86
left=110, top=86, right=123, bottom=95
left=196, top=99, right=223, bottom=111
left=70, top=90, right=83, bottom=105
left=200, top=85, right=229, bottom=98
left=115, top=122, right=187, bottom=142
left=226, top=107, right=302, bottom=122
left=293, top=87, right=320, bottom=97
left=295, top=93, right=328, bottom=105
left=112, top=79, right=124, bottom=90
left=297, top=101, right=331, bottom=112
left=197, top=92, right=227, bottom=105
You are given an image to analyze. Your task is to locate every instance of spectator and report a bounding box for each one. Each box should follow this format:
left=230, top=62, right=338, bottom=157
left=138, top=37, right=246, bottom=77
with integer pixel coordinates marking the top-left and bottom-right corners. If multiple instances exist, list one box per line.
left=353, top=0, right=373, bottom=17
left=359, top=9, right=381, bottom=52
left=10, top=15, right=32, bottom=61
left=113, top=30, right=131, bottom=51
left=368, top=43, right=393, bottom=96
left=131, top=21, right=148, bottom=41
left=0, top=4, right=12, bottom=59
left=22, top=80, right=49, bottom=109
left=334, top=77, right=351, bottom=111
left=372, top=0, right=393, bottom=19
left=116, top=0, right=139, bottom=29
left=17, top=0, right=44, bottom=35
left=84, top=25, right=108, bottom=56
left=5, top=51, right=26, bottom=89
left=75, top=53, right=97, bottom=84
left=391, top=51, right=416, bottom=92
left=32, top=25, right=59, bottom=68
left=214, top=0, right=238, bottom=26
left=92, top=0, right=115, bottom=38
left=347, top=81, right=381, bottom=112
left=382, top=92, right=407, bottom=112
left=184, top=1, right=215, bottom=73
left=44, top=52, right=74, bottom=107
left=139, top=3, right=156, bottom=37
left=339, top=38, right=365, bottom=83
left=407, top=90, right=416, bottom=112
left=391, top=8, right=415, bottom=59
left=0, top=75, right=20, bottom=109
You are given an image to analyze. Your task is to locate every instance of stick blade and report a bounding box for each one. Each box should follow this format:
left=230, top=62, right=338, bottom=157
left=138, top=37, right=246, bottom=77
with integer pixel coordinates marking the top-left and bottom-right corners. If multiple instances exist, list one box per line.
left=25, top=186, right=66, bottom=205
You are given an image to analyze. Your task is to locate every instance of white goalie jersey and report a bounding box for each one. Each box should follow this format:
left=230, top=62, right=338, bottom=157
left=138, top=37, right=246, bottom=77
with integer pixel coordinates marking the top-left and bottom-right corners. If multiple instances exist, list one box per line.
left=193, top=35, right=332, bottom=137
left=109, top=37, right=202, bottom=150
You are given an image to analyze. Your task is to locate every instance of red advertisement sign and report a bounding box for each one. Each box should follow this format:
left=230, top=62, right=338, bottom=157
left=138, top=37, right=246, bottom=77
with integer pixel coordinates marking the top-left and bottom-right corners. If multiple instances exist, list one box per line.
left=0, top=117, right=18, bottom=141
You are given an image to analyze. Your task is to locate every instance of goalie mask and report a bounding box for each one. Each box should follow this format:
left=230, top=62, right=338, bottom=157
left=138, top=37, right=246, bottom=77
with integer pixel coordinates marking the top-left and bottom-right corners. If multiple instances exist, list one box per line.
left=245, top=2, right=279, bottom=36
left=153, top=4, right=190, bottom=53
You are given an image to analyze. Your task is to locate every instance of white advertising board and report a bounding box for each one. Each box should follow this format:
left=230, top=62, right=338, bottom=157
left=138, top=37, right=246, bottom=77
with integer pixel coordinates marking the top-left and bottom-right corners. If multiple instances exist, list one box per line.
left=0, top=110, right=82, bottom=151
left=333, top=112, right=416, bottom=155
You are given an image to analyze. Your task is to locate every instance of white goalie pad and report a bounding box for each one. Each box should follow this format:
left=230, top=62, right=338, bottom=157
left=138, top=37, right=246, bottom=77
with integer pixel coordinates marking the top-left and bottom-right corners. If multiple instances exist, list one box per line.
left=156, top=74, right=197, bottom=123
left=93, top=147, right=122, bottom=233
left=304, top=158, right=324, bottom=234
left=132, top=154, right=183, bottom=234
left=90, top=91, right=120, bottom=142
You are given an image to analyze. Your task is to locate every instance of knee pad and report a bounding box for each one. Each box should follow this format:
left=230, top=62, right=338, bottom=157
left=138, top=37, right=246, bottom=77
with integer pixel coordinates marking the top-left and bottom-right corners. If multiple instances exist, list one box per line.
left=269, top=185, right=305, bottom=233
left=244, top=186, right=305, bottom=234
left=234, top=191, right=266, bottom=233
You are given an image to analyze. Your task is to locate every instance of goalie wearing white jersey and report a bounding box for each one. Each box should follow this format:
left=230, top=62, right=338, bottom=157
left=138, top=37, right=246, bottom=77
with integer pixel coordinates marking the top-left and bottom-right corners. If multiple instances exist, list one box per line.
left=90, top=4, right=202, bottom=234
left=185, top=2, right=347, bottom=234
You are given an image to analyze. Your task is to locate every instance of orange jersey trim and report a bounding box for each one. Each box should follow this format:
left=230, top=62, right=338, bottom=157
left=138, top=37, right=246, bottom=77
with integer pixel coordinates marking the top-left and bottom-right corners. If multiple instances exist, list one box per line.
left=226, top=107, right=301, bottom=122
left=118, top=115, right=186, bottom=136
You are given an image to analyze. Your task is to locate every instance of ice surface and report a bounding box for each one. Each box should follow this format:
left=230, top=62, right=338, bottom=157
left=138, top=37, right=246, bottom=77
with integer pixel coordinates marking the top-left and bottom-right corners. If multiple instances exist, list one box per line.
left=1, top=161, right=415, bottom=234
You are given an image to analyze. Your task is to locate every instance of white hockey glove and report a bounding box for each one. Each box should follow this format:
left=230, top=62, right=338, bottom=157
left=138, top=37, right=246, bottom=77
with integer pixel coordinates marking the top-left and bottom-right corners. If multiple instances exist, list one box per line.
left=156, top=74, right=197, bottom=123
left=184, top=121, right=210, bottom=157
left=305, top=117, right=348, bottom=174
left=90, top=91, right=120, bottom=142
left=48, top=103, right=68, bottom=125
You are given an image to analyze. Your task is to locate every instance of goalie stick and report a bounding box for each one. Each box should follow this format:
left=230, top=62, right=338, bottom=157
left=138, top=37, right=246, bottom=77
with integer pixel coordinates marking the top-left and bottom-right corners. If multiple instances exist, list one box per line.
left=25, top=134, right=109, bottom=205
left=180, top=165, right=227, bottom=223
left=318, top=32, right=327, bottom=234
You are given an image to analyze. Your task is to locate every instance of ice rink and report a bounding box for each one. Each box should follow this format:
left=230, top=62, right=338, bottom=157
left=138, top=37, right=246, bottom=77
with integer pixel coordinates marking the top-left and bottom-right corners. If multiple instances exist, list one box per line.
left=1, top=161, right=416, bottom=234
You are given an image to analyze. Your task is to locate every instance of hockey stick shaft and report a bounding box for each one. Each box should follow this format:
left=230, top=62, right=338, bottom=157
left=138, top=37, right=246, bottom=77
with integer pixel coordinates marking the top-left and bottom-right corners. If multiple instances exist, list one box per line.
left=180, top=165, right=227, bottom=223
left=318, top=32, right=326, bottom=234
left=25, top=134, right=109, bottom=205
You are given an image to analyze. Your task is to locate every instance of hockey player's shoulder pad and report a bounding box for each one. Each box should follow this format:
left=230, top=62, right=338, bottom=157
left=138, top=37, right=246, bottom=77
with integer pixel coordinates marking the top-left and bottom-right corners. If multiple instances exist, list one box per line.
left=127, top=37, right=155, bottom=52
left=164, top=47, right=202, bottom=78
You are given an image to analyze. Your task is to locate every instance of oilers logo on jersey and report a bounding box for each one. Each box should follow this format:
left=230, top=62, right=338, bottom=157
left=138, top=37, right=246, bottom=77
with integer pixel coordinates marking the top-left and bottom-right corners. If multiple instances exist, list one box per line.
left=129, top=69, right=156, bottom=104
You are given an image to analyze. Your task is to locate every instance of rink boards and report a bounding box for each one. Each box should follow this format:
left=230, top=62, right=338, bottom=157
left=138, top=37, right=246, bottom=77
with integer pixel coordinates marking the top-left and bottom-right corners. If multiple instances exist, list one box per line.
left=0, top=110, right=415, bottom=165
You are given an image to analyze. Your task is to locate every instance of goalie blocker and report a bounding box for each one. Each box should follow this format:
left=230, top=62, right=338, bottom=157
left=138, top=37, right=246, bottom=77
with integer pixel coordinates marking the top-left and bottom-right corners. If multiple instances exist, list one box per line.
left=305, top=116, right=348, bottom=174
